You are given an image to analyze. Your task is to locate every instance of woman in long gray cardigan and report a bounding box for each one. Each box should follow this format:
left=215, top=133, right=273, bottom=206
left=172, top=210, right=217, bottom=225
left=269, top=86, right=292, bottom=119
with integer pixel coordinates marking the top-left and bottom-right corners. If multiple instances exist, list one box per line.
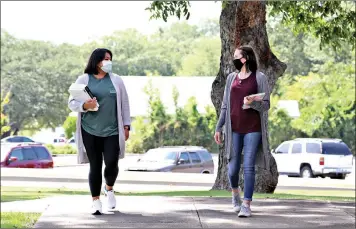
left=214, top=46, right=270, bottom=218
left=68, top=48, right=131, bottom=215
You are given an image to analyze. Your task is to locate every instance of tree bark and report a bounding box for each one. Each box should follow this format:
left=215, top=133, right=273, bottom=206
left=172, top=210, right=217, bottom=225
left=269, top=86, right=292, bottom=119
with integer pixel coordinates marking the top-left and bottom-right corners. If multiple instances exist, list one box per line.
left=211, top=1, right=287, bottom=193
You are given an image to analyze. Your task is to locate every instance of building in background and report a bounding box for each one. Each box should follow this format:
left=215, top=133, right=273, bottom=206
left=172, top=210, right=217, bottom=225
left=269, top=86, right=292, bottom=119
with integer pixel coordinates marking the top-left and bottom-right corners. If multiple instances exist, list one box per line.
left=277, top=100, right=300, bottom=118
left=69, top=76, right=216, bottom=119
left=122, top=76, right=215, bottom=118
left=39, top=77, right=301, bottom=140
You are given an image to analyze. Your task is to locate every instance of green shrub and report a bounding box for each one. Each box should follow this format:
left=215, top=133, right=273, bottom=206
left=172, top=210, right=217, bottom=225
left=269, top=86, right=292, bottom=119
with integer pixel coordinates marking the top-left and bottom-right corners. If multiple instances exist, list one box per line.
left=45, top=144, right=76, bottom=155
left=126, top=83, right=217, bottom=154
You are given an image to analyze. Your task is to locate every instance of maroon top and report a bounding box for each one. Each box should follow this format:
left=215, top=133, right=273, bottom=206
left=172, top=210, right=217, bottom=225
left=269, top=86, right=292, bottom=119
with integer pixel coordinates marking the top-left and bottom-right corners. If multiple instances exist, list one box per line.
left=230, top=72, right=261, bottom=133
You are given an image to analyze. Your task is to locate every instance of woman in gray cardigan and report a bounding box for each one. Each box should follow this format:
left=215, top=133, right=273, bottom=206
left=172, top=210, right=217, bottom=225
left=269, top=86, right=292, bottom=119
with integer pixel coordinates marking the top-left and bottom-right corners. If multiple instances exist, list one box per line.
left=68, top=48, right=131, bottom=215
left=214, top=46, right=270, bottom=217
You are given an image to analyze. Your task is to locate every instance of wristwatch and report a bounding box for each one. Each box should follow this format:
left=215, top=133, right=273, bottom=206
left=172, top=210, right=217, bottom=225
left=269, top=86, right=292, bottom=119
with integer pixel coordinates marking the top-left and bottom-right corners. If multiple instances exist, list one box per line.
left=124, top=125, right=130, bottom=131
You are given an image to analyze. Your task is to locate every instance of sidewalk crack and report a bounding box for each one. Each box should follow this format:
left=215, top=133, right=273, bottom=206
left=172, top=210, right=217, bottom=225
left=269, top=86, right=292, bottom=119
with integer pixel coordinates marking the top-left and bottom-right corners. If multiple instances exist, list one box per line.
left=191, top=197, right=203, bottom=228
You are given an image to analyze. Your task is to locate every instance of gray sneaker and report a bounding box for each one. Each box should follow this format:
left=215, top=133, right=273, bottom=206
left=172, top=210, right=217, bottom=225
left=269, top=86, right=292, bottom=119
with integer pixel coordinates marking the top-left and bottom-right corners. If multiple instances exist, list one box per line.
left=238, top=204, right=252, bottom=217
left=232, top=187, right=242, bottom=212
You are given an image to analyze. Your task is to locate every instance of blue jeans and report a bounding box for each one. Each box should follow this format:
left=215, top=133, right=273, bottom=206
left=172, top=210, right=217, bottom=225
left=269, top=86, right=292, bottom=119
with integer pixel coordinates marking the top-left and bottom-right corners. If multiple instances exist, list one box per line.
left=228, top=132, right=262, bottom=201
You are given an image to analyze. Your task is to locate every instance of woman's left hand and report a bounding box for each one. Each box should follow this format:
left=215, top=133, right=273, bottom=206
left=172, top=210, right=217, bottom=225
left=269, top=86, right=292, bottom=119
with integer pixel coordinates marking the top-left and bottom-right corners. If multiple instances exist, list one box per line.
left=244, top=96, right=254, bottom=105
left=124, top=129, right=130, bottom=141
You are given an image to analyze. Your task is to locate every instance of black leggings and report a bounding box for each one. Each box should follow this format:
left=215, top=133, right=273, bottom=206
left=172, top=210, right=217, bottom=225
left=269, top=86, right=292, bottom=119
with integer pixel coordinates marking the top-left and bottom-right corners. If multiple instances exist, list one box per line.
left=81, top=127, right=120, bottom=197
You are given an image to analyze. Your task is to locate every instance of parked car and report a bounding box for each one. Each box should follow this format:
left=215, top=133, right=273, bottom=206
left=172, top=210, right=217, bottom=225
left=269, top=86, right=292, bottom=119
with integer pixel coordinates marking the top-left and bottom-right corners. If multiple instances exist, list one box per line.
left=273, top=138, right=353, bottom=179
left=0, top=143, right=54, bottom=168
left=126, top=146, right=214, bottom=174
left=53, top=137, right=67, bottom=146
left=1, top=136, right=36, bottom=143
left=66, top=137, right=76, bottom=148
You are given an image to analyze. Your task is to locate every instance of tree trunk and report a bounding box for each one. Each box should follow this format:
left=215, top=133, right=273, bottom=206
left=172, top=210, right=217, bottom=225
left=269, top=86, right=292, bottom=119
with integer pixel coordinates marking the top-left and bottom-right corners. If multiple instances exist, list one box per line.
left=211, top=1, right=287, bottom=193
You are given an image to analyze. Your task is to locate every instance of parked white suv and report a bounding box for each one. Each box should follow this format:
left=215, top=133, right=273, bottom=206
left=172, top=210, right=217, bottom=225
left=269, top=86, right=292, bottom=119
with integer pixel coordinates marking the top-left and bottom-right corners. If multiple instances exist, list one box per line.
left=273, top=138, right=354, bottom=179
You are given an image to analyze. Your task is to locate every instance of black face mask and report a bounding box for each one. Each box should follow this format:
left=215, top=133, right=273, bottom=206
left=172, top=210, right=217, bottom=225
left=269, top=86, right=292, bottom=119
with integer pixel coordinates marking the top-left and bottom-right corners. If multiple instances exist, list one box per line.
left=233, top=59, right=244, bottom=71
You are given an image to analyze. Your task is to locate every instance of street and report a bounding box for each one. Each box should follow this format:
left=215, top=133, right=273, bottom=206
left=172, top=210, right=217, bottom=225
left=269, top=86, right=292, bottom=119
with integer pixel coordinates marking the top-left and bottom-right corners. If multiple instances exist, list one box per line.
left=1, top=154, right=354, bottom=193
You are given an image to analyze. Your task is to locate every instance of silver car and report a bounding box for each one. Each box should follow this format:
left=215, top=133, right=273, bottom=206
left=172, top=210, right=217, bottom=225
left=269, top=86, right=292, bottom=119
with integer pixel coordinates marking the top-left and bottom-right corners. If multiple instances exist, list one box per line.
left=127, top=146, right=214, bottom=174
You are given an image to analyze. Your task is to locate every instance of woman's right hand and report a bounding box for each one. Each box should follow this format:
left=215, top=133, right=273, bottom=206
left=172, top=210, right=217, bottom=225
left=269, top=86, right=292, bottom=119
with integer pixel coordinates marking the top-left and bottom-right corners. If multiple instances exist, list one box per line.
left=214, top=131, right=221, bottom=144
left=83, top=97, right=97, bottom=110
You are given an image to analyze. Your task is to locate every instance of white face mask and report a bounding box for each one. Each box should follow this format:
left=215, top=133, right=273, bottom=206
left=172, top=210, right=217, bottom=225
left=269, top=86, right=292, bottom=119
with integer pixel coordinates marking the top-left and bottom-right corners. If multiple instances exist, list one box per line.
left=101, top=60, right=112, bottom=73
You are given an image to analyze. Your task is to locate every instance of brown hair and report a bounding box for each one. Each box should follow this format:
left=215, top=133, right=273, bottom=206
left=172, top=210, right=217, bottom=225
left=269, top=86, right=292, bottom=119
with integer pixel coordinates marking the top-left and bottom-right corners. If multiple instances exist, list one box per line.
left=237, top=46, right=258, bottom=72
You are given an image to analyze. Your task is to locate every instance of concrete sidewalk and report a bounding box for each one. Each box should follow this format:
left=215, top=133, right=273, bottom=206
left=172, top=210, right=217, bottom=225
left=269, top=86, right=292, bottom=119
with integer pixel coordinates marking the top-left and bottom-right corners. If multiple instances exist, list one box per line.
left=34, top=196, right=355, bottom=228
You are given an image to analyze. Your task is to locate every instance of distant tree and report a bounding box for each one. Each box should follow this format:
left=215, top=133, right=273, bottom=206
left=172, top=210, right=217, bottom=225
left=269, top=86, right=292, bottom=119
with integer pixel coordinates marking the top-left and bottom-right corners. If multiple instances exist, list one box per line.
left=1, top=92, right=11, bottom=138
left=1, top=31, right=82, bottom=131
left=284, top=62, right=355, bottom=154
left=178, top=37, right=220, bottom=76
left=63, top=116, right=77, bottom=139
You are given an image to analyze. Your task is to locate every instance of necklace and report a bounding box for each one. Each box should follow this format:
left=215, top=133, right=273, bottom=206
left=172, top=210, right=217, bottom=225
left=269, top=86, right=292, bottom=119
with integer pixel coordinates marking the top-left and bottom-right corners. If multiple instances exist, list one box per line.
left=94, top=73, right=106, bottom=80
left=237, top=72, right=251, bottom=84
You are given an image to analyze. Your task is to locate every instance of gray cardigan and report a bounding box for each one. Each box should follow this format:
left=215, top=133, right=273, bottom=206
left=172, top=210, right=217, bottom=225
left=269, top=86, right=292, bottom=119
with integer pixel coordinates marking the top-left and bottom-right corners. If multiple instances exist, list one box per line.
left=215, top=71, right=270, bottom=169
left=68, top=73, right=131, bottom=164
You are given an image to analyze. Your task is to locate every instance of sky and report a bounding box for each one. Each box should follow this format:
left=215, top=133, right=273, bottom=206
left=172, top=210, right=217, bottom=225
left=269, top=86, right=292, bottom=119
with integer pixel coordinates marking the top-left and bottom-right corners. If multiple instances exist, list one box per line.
left=1, top=1, right=221, bottom=45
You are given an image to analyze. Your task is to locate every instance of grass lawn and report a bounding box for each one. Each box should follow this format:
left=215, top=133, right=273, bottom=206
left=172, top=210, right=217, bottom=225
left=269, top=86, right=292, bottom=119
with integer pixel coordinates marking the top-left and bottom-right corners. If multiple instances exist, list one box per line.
left=1, top=212, right=41, bottom=228
left=1, top=186, right=354, bottom=203
left=123, top=189, right=355, bottom=202
left=1, top=186, right=90, bottom=202
left=1, top=187, right=90, bottom=228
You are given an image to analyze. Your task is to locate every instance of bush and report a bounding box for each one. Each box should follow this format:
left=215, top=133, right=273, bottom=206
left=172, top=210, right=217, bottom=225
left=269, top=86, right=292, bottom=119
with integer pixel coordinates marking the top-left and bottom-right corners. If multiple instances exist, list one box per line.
left=45, top=144, right=77, bottom=155
left=268, top=104, right=307, bottom=150
left=63, top=116, right=77, bottom=139
left=126, top=83, right=217, bottom=154
left=126, top=117, right=148, bottom=154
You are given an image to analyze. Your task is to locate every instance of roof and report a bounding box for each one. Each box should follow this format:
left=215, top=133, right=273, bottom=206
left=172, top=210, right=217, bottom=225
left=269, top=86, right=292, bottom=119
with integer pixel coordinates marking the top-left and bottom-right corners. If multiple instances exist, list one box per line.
left=149, top=146, right=206, bottom=152
left=1, top=142, right=44, bottom=148
left=293, top=138, right=342, bottom=143
left=121, top=76, right=215, bottom=117
left=277, top=100, right=300, bottom=118
left=159, top=146, right=205, bottom=150
left=1, top=135, right=34, bottom=141
left=68, top=77, right=302, bottom=119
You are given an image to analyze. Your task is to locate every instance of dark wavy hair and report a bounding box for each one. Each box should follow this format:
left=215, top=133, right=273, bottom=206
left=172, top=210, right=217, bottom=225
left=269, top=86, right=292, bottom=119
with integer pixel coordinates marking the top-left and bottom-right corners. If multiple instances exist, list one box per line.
left=237, top=46, right=258, bottom=73
left=84, top=48, right=113, bottom=75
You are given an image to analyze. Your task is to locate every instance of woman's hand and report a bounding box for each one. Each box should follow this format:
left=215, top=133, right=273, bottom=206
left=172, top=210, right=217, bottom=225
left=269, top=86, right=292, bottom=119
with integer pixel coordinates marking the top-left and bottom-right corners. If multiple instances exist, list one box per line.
left=124, top=127, right=130, bottom=141
left=214, top=132, right=221, bottom=144
left=244, top=96, right=254, bottom=105
left=124, top=129, right=129, bottom=141
left=83, top=98, right=97, bottom=110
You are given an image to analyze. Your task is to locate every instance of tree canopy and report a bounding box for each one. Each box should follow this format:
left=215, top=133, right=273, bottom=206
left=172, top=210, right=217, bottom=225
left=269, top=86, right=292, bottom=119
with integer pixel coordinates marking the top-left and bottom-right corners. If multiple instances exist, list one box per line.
left=147, top=1, right=355, bottom=50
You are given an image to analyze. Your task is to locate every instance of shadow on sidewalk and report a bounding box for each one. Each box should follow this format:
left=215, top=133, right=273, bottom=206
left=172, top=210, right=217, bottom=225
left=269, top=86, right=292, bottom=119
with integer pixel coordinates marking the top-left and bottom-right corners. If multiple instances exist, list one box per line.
left=34, top=196, right=356, bottom=228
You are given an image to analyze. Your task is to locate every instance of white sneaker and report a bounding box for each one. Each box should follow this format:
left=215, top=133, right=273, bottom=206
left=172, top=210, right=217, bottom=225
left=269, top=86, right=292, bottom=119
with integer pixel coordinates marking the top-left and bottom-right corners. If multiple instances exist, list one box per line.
left=91, top=199, right=102, bottom=215
left=104, top=187, right=116, bottom=210
left=238, top=204, right=252, bottom=217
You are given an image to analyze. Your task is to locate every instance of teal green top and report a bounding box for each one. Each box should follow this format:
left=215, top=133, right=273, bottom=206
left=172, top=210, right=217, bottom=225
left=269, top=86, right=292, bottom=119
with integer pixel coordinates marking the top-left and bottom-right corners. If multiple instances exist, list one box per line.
left=81, top=74, right=118, bottom=137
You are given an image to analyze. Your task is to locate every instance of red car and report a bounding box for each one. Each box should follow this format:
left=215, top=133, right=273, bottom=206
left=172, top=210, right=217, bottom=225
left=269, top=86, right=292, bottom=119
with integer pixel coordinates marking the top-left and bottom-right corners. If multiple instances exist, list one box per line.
left=0, top=143, right=54, bottom=168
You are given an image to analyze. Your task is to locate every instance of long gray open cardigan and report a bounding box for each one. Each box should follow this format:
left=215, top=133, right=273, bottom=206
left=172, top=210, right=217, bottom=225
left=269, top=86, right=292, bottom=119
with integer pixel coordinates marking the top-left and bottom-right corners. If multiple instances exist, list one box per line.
left=215, top=71, right=270, bottom=169
left=68, top=73, right=131, bottom=164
